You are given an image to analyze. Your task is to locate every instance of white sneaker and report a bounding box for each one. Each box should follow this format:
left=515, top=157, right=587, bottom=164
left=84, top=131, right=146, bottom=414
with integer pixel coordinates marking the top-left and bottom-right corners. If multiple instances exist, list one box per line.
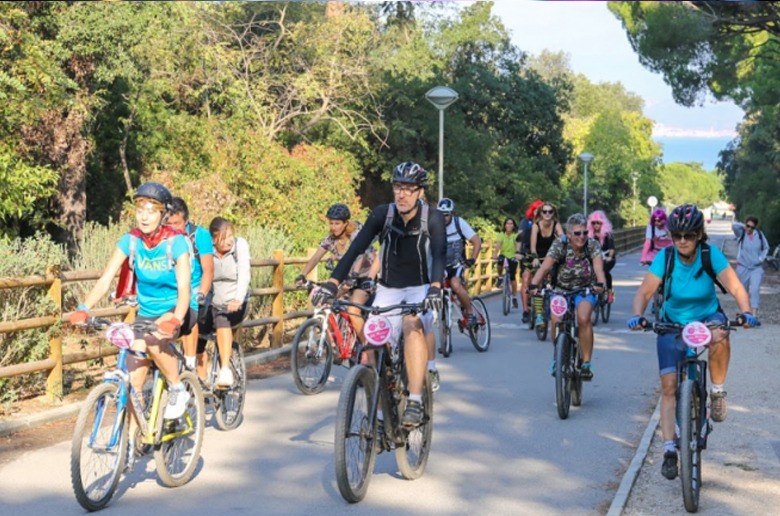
left=164, top=385, right=191, bottom=419
left=216, top=367, right=234, bottom=388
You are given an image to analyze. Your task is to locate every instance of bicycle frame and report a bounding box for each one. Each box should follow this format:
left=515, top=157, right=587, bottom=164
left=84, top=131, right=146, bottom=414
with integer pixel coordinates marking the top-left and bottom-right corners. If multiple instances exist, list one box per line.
left=325, top=306, right=359, bottom=362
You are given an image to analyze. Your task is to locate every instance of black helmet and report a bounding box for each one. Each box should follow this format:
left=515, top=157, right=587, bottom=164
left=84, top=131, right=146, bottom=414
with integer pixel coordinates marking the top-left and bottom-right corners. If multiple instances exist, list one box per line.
left=133, top=182, right=172, bottom=210
left=668, top=204, right=704, bottom=233
left=437, top=198, right=454, bottom=213
left=326, top=203, right=351, bottom=221
left=392, top=161, right=428, bottom=187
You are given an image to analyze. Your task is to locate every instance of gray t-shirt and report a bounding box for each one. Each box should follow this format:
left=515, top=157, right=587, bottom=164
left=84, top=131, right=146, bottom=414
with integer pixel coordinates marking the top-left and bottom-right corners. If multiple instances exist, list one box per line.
left=732, top=222, right=768, bottom=269
left=212, top=237, right=251, bottom=307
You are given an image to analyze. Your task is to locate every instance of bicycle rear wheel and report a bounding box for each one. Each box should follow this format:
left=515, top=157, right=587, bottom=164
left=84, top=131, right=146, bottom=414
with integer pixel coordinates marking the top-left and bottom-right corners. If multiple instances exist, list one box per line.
left=214, top=342, right=247, bottom=431
left=396, top=371, right=434, bottom=480
left=502, top=275, right=511, bottom=316
left=439, top=299, right=452, bottom=357
left=571, top=347, right=583, bottom=407
left=154, top=372, right=205, bottom=487
left=71, top=382, right=127, bottom=511
left=468, top=297, right=491, bottom=352
left=554, top=333, right=572, bottom=420
left=534, top=296, right=548, bottom=341
left=679, top=379, right=702, bottom=512
left=601, top=297, right=611, bottom=323
left=334, top=365, right=378, bottom=503
left=291, top=317, right=333, bottom=395
left=591, top=296, right=601, bottom=326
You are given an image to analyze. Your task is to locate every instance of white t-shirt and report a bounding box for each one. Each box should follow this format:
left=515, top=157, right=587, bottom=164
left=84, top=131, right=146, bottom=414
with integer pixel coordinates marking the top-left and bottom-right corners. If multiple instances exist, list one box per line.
left=444, top=216, right=477, bottom=265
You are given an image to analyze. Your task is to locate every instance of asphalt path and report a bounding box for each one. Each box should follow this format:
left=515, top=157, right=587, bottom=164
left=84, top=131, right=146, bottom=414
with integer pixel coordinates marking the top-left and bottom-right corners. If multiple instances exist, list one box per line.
left=0, top=246, right=663, bottom=515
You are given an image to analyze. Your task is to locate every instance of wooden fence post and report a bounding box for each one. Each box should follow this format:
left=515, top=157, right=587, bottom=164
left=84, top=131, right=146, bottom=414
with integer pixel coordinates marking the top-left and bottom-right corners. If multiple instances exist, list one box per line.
left=271, top=249, right=285, bottom=348
left=305, top=247, right=317, bottom=282
left=46, top=266, right=63, bottom=402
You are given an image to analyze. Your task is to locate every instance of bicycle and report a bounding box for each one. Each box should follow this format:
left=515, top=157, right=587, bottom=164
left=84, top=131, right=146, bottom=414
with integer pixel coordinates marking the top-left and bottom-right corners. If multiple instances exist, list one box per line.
left=497, top=256, right=513, bottom=316
left=590, top=288, right=613, bottom=325
left=195, top=307, right=247, bottom=430
left=438, top=273, right=491, bottom=357
left=549, top=287, right=594, bottom=419
left=70, top=318, right=205, bottom=511
left=333, top=300, right=434, bottom=503
left=290, top=281, right=361, bottom=394
left=644, top=318, right=741, bottom=513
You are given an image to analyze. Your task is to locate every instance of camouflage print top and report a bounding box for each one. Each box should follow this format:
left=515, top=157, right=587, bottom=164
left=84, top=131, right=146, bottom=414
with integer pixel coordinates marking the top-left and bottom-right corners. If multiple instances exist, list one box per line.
left=319, top=221, right=376, bottom=278
left=546, top=237, right=602, bottom=291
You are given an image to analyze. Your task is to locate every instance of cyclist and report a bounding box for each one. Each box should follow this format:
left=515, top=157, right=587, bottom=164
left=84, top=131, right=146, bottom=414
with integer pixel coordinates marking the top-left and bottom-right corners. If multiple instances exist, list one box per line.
left=295, top=203, right=376, bottom=347
left=529, top=202, right=564, bottom=328
left=528, top=213, right=606, bottom=380
left=640, top=208, right=672, bottom=265
left=197, top=217, right=251, bottom=387
left=437, top=198, right=482, bottom=326
left=168, top=197, right=214, bottom=377
left=314, top=161, right=446, bottom=427
left=731, top=216, right=769, bottom=317
left=69, top=182, right=195, bottom=419
left=493, top=217, right=520, bottom=309
left=518, top=199, right=545, bottom=323
left=628, top=204, right=758, bottom=480
left=588, top=210, right=616, bottom=302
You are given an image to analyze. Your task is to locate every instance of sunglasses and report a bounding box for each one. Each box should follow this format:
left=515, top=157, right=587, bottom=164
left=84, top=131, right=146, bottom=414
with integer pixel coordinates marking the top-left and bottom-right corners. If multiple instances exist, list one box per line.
left=571, top=230, right=587, bottom=237
left=541, top=209, right=554, bottom=215
left=671, top=232, right=698, bottom=242
left=590, top=221, right=602, bottom=225
left=746, top=224, right=756, bottom=229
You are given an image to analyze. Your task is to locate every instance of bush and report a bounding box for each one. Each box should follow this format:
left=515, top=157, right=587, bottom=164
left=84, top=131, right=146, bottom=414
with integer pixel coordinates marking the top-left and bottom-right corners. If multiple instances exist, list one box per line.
left=0, top=233, right=68, bottom=405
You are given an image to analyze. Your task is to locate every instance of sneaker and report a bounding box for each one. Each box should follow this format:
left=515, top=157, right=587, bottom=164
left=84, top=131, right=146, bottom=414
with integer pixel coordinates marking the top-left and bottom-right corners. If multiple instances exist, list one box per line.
left=512, top=298, right=519, bottom=309
left=164, top=385, right=191, bottom=419
left=496, top=277, right=504, bottom=288
left=428, top=369, right=440, bottom=392
left=710, top=391, right=727, bottom=422
left=467, top=313, right=479, bottom=328
left=580, top=362, right=594, bottom=381
left=535, top=314, right=545, bottom=327
left=402, top=400, right=424, bottom=428
left=550, top=359, right=556, bottom=377
left=661, top=450, right=678, bottom=480
left=216, top=367, right=234, bottom=388
left=522, top=311, right=530, bottom=324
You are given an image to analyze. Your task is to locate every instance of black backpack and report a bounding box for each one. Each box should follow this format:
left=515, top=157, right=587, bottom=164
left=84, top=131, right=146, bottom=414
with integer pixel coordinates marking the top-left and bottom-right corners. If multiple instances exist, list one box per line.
left=738, top=228, right=767, bottom=252
left=661, top=243, right=727, bottom=301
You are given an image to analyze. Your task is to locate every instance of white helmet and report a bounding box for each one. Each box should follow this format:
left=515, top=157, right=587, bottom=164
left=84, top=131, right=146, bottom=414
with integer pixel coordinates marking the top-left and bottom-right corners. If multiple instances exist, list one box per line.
left=437, top=198, right=455, bottom=214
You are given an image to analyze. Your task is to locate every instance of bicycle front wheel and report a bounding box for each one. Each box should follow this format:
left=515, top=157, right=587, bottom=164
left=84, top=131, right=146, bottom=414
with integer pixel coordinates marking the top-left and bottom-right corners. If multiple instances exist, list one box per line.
left=71, top=382, right=127, bottom=512
left=601, top=297, right=611, bottom=323
left=502, top=276, right=511, bottom=316
left=591, top=297, right=600, bottom=326
left=334, top=365, right=378, bottom=503
left=214, top=342, right=247, bottom=431
left=468, top=297, right=491, bottom=352
left=679, top=379, right=702, bottom=512
left=154, top=371, right=205, bottom=487
left=554, top=333, right=572, bottom=420
left=291, top=317, right=332, bottom=395
left=439, top=299, right=452, bottom=358
left=396, top=371, right=434, bottom=480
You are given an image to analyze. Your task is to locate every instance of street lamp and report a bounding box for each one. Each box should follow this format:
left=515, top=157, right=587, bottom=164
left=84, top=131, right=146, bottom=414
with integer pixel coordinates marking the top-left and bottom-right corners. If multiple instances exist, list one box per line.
left=578, top=152, right=594, bottom=215
left=631, top=171, right=640, bottom=227
left=425, top=86, right=458, bottom=201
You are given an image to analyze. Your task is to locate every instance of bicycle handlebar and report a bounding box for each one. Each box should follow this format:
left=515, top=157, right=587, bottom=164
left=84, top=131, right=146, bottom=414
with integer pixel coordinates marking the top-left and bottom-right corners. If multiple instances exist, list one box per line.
left=85, top=317, right=158, bottom=333
left=332, top=299, right=430, bottom=317
left=643, top=319, right=741, bottom=334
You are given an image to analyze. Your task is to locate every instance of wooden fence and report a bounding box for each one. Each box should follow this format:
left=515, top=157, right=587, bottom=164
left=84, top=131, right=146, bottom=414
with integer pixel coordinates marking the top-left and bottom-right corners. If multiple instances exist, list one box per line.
left=0, top=227, right=645, bottom=401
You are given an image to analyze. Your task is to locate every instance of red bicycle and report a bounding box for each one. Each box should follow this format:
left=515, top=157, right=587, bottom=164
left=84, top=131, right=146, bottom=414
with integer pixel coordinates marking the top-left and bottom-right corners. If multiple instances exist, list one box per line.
left=290, top=282, right=361, bottom=395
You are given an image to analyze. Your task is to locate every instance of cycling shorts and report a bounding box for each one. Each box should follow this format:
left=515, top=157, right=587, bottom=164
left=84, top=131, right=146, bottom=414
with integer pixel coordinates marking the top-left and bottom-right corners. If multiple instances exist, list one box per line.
left=656, top=311, right=726, bottom=376
left=497, top=255, right=518, bottom=280
left=134, top=307, right=197, bottom=340
left=197, top=300, right=249, bottom=353
left=444, top=264, right=466, bottom=282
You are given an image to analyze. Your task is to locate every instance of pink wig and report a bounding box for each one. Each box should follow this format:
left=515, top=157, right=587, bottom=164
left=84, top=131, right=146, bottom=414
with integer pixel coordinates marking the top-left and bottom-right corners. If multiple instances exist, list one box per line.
left=587, top=210, right=612, bottom=245
left=650, top=208, right=667, bottom=224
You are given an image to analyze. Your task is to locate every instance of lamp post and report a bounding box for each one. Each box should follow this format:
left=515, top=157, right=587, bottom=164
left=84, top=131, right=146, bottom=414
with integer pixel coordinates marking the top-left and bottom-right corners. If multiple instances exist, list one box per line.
left=425, top=86, right=458, bottom=201
left=631, top=171, right=640, bottom=227
left=578, top=152, right=594, bottom=215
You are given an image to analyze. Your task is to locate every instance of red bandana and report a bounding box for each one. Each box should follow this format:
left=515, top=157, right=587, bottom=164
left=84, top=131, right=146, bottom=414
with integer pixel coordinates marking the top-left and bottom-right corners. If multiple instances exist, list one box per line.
left=130, top=224, right=185, bottom=249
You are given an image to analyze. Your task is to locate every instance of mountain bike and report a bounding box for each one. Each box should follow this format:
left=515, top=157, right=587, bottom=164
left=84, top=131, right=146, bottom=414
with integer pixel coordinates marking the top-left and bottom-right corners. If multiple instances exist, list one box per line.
left=438, top=273, right=491, bottom=357
left=290, top=282, right=361, bottom=394
left=532, top=286, right=551, bottom=341
left=71, top=318, right=205, bottom=511
left=645, top=318, right=740, bottom=513
left=497, top=256, right=513, bottom=316
left=549, top=287, right=593, bottom=419
left=195, top=308, right=247, bottom=430
left=333, top=300, right=434, bottom=503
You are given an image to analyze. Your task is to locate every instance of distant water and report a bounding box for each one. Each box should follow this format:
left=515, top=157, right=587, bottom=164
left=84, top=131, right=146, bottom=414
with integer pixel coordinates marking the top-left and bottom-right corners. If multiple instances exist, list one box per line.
left=653, top=137, right=734, bottom=171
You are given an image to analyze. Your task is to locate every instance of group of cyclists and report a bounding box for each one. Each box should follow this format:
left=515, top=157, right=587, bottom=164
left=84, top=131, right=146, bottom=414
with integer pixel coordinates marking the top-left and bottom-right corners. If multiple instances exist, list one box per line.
left=70, top=183, right=251, bottom=422
left=68, top=159, right=761, bottom=496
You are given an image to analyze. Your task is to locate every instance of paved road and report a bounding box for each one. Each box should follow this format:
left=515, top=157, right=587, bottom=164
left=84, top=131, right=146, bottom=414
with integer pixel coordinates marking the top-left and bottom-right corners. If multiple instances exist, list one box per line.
left=0, top=243, right=664, bottom=515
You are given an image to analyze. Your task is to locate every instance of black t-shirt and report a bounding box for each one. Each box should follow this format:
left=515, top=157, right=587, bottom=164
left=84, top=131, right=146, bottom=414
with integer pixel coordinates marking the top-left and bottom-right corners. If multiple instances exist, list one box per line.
left=331, top=202, right=447, bottom=288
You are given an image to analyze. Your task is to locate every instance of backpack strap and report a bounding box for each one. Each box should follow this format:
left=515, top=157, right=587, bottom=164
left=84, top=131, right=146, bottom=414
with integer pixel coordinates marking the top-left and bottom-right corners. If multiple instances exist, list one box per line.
left=695, top=243, right=727, bottom=294
left=662, top=246, right=676, bottom=301
left=742, top=228, right=768, bottom=252
left=186, top=222, right=201, bottom=263
left=127, top=234, right=175, bottom=272
left=453, top=215, right=466, bottom=242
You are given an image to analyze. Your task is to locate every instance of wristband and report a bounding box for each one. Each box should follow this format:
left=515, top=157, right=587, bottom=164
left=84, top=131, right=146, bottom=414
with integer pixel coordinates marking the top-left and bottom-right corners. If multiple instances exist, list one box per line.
left=76, top=304, right=89, bottom=312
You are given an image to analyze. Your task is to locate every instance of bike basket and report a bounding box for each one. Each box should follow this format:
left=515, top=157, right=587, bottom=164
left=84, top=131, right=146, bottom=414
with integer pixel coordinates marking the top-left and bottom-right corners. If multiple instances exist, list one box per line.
left=106, top=323, right=135, bottom=349
left=364, top=315, right=393, bottom=347
left=681, top=321, right=712, bottom=348
left=550, top=294, right=569, bottom=318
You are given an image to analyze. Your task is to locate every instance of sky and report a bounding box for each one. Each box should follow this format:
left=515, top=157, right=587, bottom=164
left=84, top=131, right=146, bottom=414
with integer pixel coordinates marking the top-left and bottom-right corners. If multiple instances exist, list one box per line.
left=490, top=1, right=744, bottom=138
